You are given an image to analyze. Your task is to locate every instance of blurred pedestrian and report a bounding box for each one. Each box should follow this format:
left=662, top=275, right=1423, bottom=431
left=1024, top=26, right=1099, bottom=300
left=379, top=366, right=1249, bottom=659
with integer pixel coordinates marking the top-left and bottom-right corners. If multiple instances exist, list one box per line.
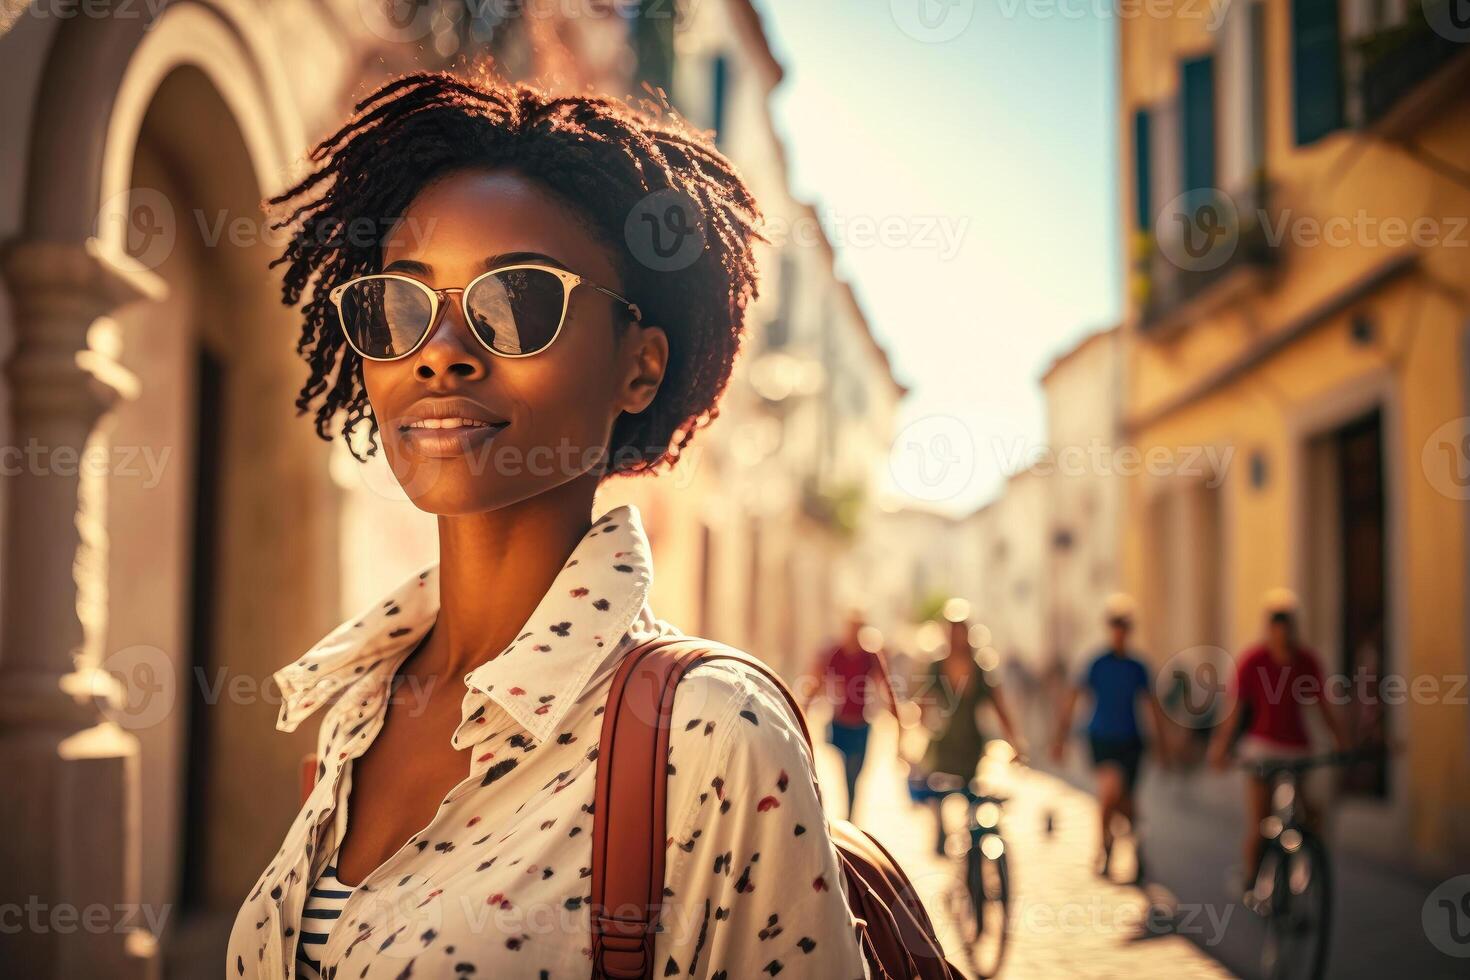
left=912, top=600, right=1022, bottom=854
left=797, top=608, right=898, bottom=821
left=1208, top=587, right=1351, bottom=887
left=1051, top=593, right=1170, bottom=878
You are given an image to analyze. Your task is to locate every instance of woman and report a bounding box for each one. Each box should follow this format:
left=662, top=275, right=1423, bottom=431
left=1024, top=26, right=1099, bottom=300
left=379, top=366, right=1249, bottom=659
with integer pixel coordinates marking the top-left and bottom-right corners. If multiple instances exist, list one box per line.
left=227, top=72, right=869, bottom=980
left=913, top=606, right=1020, bottom=854
left=796, top=608, right=898, bottom=821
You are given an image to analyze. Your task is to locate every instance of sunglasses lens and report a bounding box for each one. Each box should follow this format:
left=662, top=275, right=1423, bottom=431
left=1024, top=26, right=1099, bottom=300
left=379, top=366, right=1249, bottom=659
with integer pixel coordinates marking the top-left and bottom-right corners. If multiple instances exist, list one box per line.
left=465, top=268, right=566, bottom=356
left=337, top=277, right=433, bottom=358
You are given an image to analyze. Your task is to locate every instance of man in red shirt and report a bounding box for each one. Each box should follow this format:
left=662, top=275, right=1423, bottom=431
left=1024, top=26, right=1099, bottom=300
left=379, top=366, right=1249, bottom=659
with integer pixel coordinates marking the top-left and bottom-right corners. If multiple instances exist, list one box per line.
left=1209, top=588, right=1350, bottom=879
left=797, top=609, right=898, bottom=820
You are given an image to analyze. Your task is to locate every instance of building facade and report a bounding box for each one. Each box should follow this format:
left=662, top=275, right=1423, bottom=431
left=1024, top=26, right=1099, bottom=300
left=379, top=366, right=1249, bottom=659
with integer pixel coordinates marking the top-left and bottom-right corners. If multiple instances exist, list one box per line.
left=1039, top=326, right=1125, bottom=676
left=1117, top=0, right=1470, bottom=872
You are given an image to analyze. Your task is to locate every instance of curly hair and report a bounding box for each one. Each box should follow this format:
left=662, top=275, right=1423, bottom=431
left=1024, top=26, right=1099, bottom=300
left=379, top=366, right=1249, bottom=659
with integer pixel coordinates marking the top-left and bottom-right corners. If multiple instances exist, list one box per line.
left=265, top=69, right=766, bottom=477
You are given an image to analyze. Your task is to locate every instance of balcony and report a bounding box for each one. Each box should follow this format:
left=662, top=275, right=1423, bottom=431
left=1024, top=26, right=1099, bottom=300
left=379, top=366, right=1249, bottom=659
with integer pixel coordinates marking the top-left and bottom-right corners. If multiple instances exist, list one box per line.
left=1135, top=176, right=1279, bottom=335
left=1352, top=7, right=1470, bottom=133
left=799, top=475, right=866, bottom=539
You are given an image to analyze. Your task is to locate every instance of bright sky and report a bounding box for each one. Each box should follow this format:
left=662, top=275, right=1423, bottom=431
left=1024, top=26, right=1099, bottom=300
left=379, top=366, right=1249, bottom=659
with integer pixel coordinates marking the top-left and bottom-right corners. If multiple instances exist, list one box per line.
left=751, top=0, right=1121, bottom=516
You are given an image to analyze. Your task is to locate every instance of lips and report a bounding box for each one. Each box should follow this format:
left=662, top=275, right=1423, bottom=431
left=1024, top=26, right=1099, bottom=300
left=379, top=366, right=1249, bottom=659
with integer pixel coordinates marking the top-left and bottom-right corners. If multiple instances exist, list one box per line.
left=398, top=420, right=509, bottom=458
left=395, top=398, right=510, bottom=458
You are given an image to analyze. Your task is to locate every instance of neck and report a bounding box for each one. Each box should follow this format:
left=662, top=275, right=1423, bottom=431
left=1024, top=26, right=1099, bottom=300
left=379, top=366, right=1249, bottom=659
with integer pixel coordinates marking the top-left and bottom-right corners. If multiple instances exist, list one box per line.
left=424, top=473, right=602, bottom=681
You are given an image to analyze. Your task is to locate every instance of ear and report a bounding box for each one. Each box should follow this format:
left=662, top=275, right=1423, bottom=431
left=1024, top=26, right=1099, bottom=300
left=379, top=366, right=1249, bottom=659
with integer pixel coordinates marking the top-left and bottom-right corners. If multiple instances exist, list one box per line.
left=617, top=323, right=668, bottom=416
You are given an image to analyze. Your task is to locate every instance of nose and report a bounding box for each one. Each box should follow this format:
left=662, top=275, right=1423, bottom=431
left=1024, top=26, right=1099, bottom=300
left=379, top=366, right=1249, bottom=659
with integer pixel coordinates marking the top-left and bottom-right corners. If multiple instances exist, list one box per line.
left=412, top=290, right=488, bottom=381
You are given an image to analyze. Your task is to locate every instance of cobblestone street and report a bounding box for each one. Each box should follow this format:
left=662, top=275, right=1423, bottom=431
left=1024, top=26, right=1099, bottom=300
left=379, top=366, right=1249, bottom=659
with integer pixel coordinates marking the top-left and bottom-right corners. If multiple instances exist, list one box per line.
left=810, top=716, right=1237, bottom=979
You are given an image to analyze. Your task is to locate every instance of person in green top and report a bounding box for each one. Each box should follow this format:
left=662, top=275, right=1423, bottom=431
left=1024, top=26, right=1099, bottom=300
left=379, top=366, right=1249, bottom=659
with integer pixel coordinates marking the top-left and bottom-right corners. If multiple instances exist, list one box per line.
left=913, top=603, right=1023, bottom=854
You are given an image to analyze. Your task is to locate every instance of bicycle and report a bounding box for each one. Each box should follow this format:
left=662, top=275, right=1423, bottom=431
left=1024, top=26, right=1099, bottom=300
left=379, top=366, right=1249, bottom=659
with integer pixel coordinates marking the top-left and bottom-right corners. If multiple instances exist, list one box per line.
left=907, top=767, right=1011, bottom=979
left=1237, top=750, right=1366, bottom=980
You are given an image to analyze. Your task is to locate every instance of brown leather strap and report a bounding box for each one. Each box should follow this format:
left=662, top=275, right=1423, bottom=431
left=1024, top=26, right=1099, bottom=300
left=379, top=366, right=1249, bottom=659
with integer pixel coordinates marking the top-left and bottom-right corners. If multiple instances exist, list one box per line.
left=590, top=635, right=820, bottom=978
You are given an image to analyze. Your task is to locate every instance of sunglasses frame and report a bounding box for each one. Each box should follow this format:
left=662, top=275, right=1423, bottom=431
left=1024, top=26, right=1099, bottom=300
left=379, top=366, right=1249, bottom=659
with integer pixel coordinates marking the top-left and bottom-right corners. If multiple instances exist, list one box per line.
left=327, top=262, right=643, bottom=362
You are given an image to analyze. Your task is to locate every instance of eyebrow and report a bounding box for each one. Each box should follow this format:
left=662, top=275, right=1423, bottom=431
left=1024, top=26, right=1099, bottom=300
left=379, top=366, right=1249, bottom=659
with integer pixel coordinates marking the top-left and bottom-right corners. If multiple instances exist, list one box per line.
left=381, top=251, right=571, bottom=275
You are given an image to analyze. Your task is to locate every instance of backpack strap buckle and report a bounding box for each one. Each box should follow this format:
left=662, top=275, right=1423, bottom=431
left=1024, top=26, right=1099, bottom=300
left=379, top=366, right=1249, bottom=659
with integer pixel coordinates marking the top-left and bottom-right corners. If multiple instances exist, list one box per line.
left=593, top=911, right=655, bottom=978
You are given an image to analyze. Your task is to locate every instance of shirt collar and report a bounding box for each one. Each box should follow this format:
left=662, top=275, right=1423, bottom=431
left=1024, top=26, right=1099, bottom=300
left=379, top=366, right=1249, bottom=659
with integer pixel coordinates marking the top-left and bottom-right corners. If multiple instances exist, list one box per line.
left=272, top=503, right=654, bottom=746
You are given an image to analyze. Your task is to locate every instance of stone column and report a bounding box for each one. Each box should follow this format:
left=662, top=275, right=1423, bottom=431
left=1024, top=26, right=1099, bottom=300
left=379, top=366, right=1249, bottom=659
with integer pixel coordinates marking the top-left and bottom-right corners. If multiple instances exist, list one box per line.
left=0, top=238, right=164, bottom=979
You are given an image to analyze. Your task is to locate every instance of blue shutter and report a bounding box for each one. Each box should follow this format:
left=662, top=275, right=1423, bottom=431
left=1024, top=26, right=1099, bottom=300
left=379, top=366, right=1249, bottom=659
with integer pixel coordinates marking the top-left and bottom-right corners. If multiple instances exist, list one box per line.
left=1292, top=0, right=1343, bottom=144
left=711, top=54, right=729, bottom=148
left=1180, top=56, right=1217, bottom=192
left=1133, top=109, right=1152, bottom=231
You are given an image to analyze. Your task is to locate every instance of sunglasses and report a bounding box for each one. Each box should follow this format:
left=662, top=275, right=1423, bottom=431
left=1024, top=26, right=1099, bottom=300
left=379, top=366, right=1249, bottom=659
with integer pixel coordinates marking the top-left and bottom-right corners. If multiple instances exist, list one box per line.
left=327, top=263, right=643, bottom=361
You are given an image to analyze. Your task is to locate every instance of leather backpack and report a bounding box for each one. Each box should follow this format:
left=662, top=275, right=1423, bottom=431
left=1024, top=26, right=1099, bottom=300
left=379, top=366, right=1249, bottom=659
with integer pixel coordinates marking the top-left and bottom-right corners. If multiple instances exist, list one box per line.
left=591, top=634, right=965, bottom=980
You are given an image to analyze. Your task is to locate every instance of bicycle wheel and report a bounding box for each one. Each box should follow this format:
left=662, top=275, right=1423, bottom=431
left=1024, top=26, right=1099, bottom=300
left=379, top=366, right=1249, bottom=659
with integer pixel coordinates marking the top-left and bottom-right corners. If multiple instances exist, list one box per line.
left=962, top=839, right=1010, bottom=979
left=1262, top=831, right=1332, bottom=980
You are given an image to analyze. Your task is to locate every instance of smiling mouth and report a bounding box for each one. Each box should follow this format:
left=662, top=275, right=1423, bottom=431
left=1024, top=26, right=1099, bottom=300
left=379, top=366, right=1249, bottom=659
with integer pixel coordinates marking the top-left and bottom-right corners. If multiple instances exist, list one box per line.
left=400, top=418, right=508, bottom=432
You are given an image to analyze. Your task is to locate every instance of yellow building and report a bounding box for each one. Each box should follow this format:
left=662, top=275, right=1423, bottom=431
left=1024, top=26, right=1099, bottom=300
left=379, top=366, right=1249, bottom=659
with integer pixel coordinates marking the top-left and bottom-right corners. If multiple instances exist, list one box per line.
left=1117, top=0, right=1470, bottom=872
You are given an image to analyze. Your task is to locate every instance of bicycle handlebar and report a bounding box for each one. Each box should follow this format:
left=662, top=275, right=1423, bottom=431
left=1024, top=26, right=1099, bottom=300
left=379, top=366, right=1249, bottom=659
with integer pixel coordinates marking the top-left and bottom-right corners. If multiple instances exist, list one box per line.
left=1236, top=747, right=1382, bottom=777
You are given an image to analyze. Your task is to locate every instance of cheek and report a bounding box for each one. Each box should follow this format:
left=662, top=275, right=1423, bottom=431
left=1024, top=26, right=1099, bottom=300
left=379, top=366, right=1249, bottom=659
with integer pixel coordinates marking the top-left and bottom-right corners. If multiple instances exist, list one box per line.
left=514, top=360, right=610, bottom=427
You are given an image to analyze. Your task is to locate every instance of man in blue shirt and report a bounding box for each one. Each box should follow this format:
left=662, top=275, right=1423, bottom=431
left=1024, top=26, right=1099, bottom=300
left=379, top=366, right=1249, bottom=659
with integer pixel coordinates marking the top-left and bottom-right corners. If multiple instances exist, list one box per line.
left=1051, top=594, right=1170, bottom=878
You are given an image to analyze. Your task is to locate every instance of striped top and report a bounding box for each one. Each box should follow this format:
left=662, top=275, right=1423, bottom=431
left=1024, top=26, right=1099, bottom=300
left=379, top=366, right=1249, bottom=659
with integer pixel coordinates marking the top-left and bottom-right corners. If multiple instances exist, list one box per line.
left=296, top=848, right=355, bottom=979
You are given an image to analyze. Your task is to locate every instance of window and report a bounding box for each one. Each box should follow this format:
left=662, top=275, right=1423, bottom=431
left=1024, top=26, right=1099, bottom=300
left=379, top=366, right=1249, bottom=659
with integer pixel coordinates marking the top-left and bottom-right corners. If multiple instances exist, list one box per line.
left=766, top=251, right=795, bottom=348
left=710, top=53, right=730, bottom=147
left=1292, top=0, right=1345, bottom=144
left=1180, top=55, right=1217, bottom=192
left=1132, top=109, right=1153, bottom=231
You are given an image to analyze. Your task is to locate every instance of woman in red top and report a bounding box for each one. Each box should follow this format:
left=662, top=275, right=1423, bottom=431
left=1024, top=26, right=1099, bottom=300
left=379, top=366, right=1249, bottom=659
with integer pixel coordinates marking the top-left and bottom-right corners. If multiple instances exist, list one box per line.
left=798, top=609, right=897, bottom=820
left=1209, top=588, right=1350, bottom=879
